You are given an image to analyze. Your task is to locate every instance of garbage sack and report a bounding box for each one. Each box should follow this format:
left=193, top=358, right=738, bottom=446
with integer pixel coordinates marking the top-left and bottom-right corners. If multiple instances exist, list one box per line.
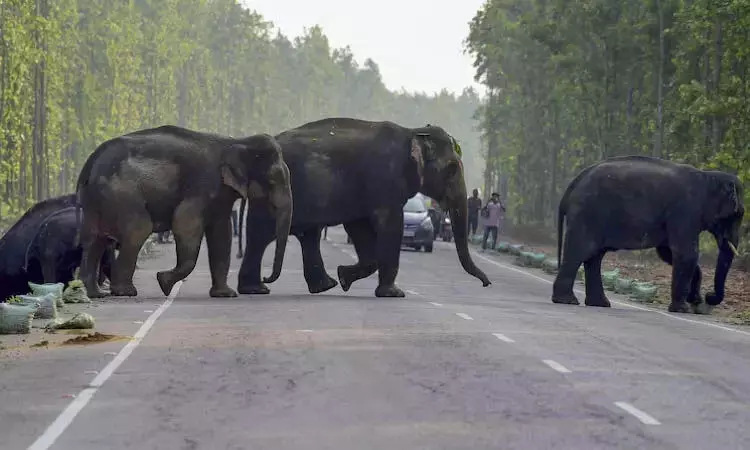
left=508, top=244, right=524, bottom=256
left=529, top=252, right=546, bottom=268
left=470, top=235, right=483, bottom=245
left=614, top=277, right=634, bottom=294
left=602, top=269, right=620, bottom=291
left=515, top=251, right=535, bottom=267
left=45, top=312, right=95, bottom=331
left=28, top=282, right=64, bottom=308
left=542, top=258, right=559, bottom=274
left=496, top=242, right=511, bottom=253
left=0, top=302, right=36, bottom=334
left=629, top=281, right=657, bottom=302
left=15, top=293, right=57, bottom=319
left=63, top=279, right=92, bottom=304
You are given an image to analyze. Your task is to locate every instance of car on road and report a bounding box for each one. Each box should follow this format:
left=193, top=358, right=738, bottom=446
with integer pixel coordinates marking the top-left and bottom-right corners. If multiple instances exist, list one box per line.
left=402, top=194, right=435, bottom=252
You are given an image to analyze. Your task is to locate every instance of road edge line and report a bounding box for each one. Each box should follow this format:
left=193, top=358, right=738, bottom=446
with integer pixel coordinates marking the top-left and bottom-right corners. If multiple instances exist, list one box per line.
left=472, top=251, right=750, bottom=337
left=27, top=280, right=184, bottom=450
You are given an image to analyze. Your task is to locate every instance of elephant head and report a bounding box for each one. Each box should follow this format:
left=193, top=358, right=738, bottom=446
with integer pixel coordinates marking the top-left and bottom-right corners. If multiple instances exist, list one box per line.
left=703, top=171, right=745, bottom=306
left=406, top=125, right=491, bottom=287
left=221, top=134, right=293, bottom=284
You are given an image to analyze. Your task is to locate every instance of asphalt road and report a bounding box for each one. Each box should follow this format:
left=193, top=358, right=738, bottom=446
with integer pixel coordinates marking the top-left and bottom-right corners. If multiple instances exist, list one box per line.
left=4, top=225, right=750, bottom=450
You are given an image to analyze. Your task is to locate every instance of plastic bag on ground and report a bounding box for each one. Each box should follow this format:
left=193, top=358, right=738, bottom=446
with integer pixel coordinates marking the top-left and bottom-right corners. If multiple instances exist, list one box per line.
left=45, top=312, right=95, bottom=331
left=15, top=293, right=57, bottom=319
left=514, top=251, right=534, bottom=267
left=529, top=253, right=546, bottom=268
left=542, top=259, right=558, bottom=274
left=0, top=302, right=37, bottom=334
left=629, top=281, right=658, bottom=302
left=508, top=244, right=524, bottom=256
left=614, top=277, right=634, bottom=294
left=602, top=269, right=621, bottom=291
left=28, top=282, right=65, bottom=308
left=63, top=279, right=92, bottom=304
left=495, top=242, right=511, bottom=253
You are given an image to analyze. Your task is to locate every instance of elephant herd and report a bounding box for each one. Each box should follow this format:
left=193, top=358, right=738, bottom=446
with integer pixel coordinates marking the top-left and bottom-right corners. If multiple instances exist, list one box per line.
left=0, top=117, right=744, bottom=318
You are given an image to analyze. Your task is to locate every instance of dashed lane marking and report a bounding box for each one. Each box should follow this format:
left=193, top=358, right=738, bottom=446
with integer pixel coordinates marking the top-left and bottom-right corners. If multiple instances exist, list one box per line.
left=542, top=359, right=572, bottom=374
left=492, top=333, right=515, bottom=343
left=456, top=313, right=474, bottom=321
left=28, top=281, right=184, bottom=450
left=614, top=402, right=661, bottom=425
left=428, top=302, right=443, bottom=307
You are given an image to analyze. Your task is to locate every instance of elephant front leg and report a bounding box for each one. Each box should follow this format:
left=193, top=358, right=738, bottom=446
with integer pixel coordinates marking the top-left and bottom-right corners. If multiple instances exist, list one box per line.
left=667, top=252, right=698, bottom=314
left=237, top=213, right=275, bottom=295
left=156, top=200, right=203, bottom=297
left=372, top=207, right=405, bottom=298
left=80, top=235, right=109, bottom=298
left=583, top=252, right=610, bottom=307
left=338, top=219, right=378, bottom=291
left=204, top=215, right=237, bottom=298
left=298, top=228, right=338, bottom=294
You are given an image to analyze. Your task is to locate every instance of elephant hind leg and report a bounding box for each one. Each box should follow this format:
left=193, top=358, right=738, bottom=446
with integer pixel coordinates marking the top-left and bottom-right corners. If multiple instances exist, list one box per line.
left=79, top=214, right=109, bottom=298
left=156, top=200, right=203, bottom=297
left=583, top=251, right=610, bottom=307
left=338, top=219, right=378, bottom=292
left=298, top=227, right=338, bottom=294
left=552, top=223, right=597, bottom=306
left=111, top=213, right=153, bottom=297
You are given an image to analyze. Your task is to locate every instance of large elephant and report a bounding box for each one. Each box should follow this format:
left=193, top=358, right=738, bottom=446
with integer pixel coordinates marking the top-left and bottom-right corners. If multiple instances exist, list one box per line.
left=551, top=155, right=744, bottom=314
left=25, top=205, right=115, bottom=288
left=0, top=194, right=110, bottom=301
left=75, top=125, right=293, bottom=298
left=236, top=117, right=491, bottom=297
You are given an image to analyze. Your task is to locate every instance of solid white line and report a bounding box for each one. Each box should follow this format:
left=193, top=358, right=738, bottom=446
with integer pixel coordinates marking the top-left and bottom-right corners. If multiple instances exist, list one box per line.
left=472, top=251, right=750, bottom=337
left=27, top=281, right=183, bottom=450
left=542, top=359, right=572, bottom=374
left=296, top=329, right=314, bottom=333
left=406, top=289, right=420, bottom=296
left=614, top=401, right=661, bottom=425
left=492, top=333, right=515, bottom=343
left=429, top=302, right=443, bottom=307
left=456, top=313, right=474, bottom=321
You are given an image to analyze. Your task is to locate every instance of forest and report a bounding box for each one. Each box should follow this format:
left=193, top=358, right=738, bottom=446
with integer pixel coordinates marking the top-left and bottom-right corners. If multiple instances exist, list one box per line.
left=466, top=0, right=750, bottom=240
left=0, top=0, right=485, bottom=228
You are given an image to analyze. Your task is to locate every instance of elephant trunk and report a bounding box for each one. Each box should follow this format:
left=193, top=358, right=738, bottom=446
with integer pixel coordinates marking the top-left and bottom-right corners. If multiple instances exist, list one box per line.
left=263, top=167, right=293, bottom=284
left=706, top=232, right=740, bottom=306
left=447, top=186, right=491, bottom=287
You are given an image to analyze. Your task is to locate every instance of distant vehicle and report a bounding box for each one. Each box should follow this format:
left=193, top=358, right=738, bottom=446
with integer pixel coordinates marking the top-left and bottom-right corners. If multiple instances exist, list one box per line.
left=402, top=194, right=435, bottom=252
left=440, top=215, right=453, bottom=242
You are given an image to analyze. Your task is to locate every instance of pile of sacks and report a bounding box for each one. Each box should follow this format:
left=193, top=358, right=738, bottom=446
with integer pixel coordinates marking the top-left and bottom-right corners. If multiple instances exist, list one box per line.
left=0, top=280, right=96, bottom=335
left=470, top=238, right=659, bottom=304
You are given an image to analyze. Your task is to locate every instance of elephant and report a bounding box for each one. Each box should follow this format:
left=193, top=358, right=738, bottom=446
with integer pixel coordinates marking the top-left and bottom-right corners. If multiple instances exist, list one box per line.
left=25, top=205, right=116, bottom=289
left=75, top=124, right=293, bottom=299
left=551, top=155, right=744, bottom=314
left=235, top=117, right=491, bottom=297
left=0, top=194, right=109, bottom=301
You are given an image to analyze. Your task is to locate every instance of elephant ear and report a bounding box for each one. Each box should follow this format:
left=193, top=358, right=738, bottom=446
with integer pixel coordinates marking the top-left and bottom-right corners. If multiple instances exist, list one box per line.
left=719, top=179, right=741, bottom=218
left=220, top=147, right=249, bottom=198
left=407, top=133, right=428, bottom=189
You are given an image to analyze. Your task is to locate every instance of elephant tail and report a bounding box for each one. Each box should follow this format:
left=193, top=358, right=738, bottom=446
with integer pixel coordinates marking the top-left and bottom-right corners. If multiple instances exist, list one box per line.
left=73, top=189, right=83, bottom=248
left=236, top=198, right=247, bottom=259
left=557, top=200, right=565, bottom=270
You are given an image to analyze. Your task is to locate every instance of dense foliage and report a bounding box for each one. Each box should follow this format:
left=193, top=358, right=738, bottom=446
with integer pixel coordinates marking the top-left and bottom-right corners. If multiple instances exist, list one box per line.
left=0, top=0, right=485, bottom=227
left=466, top=0, right=750, bottom=233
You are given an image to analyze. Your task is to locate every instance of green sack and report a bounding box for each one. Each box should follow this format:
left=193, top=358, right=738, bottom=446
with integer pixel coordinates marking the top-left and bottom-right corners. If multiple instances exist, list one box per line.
left=515, top=251, right=535, bottom=267
left=63, top=279, right=92, bottom=304
left=15, top=293, right=58, bottom=319
left=28, top=282, right=64, bottom=308
left=45, top=312, right=95, bottom=331
left=529, top=252, right=546, bottom=268
left=508, top=244, right=524, bottom=256
left=0, top=302, right=36, bottom=334
left=496, top=242, right=511, bottom=253
left=614, top=277, right=634, bottom=294
left=602, top=269, right=620, bottom=291
left=542, top=258, right=559, bottom=274
left=629, top=281, right=658, bottom=302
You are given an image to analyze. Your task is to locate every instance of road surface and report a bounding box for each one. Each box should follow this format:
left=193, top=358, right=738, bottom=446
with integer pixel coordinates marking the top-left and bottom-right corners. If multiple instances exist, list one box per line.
left=3, top=225, right=750, bottom=450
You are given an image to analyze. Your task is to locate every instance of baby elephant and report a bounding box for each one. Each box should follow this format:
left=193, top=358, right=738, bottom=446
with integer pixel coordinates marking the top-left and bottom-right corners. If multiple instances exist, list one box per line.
left=25, top=206, right=115, bottom=289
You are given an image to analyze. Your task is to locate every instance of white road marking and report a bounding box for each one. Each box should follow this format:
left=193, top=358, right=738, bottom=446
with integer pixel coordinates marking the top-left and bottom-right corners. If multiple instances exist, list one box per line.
left=103, top=352, right=116, bottom=356
left=133, top=321, right=144, bottom=324
left=406, top=289, right=420, bottom=296
left=297, top=329, right=314, bottom=333
left=83, top=370, right=98, bottom=375
left=456, top=313, right=474, bottom=321
left=472, top=251, right=750, bottom=337
left=614, top=402, right=661, bottom=425
left=27, top=281, right=184, bottom=450
left=542, top=359, right=572, bottom=373
left=492, top=333, right=515, bottom=343
left=144, top=310, right=154, bottom=313
left=429, top=302, right=443, bottom=307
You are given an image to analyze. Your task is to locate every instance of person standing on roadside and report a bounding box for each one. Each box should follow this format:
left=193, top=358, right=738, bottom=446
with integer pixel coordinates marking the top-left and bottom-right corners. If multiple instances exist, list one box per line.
left=467, top=188, right=482, bottom=237
left=481, top=192, right=505, bottom=251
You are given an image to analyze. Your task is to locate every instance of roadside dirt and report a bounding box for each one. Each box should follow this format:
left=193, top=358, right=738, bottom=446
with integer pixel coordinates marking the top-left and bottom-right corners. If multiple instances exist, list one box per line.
left=488, top=227, right=750, bottom=326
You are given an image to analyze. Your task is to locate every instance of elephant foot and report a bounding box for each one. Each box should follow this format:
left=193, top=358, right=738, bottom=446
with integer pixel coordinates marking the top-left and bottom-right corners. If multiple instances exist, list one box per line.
left=86, top=285, right=109, bottom=299
left=156, top=271, right=181, bottom=297
left=337, top=265, right=355, bottom=292
left=110, top=283, right=138, bottom=297
left=235, top=251, right=244, bottom=259
left=667, top=301, right=690, bottom=314
left=308, top=275, right=338, bottom=294
left=584, top=295, right=611, bottom=307
left=238, top=283, right=270, bottom=295
left=690, top=302, right=714, bottom=315
left=551, top=293, right=580, bottom=305
left=210, top=285, right=238, bottom=298
left=375, top=284, right=405, bottom=298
